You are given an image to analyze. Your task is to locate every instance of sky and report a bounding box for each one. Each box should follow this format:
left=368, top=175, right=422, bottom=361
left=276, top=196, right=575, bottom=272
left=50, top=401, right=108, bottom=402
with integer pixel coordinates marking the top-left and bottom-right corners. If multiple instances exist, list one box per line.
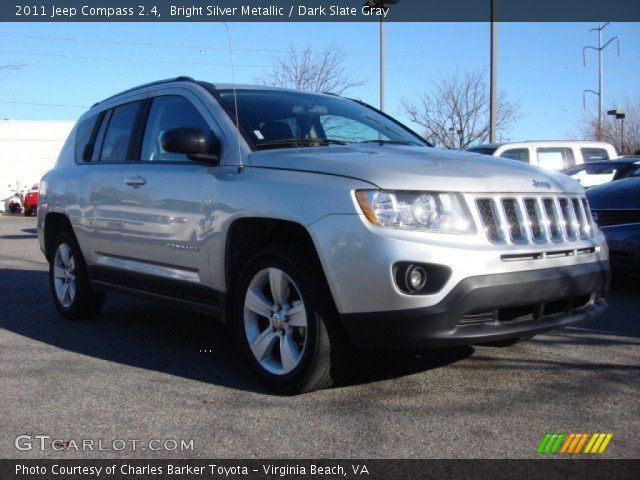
left=0, top=21, right=638, bottom=141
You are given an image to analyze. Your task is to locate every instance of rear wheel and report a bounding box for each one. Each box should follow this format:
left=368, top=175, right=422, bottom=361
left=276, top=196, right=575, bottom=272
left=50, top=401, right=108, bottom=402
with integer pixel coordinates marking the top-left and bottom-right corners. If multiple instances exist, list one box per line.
left=49, top=231, right=105, bottom=320
left=233, top=245, right=349, bottom=394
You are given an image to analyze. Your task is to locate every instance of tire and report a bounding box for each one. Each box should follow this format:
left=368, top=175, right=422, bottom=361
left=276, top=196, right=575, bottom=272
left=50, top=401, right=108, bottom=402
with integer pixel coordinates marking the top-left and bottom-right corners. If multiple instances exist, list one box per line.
left=49, top=230, right=105, bottom=320
left=23, top=209, right=32, bottom=217
left=233, top=245, right=349, bottom=394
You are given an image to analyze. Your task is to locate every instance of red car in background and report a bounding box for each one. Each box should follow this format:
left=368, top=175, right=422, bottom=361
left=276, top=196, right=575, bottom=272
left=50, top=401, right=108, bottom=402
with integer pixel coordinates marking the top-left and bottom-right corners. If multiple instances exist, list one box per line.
left=23, top=184, right=39, bottom=216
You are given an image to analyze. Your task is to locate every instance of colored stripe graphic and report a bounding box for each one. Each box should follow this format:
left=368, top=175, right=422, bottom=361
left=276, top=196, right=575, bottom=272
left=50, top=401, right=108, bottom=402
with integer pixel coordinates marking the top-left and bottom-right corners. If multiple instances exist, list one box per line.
left=537, top=433, right=565, bottom=454
left=539, top=433, right=613, bottom=454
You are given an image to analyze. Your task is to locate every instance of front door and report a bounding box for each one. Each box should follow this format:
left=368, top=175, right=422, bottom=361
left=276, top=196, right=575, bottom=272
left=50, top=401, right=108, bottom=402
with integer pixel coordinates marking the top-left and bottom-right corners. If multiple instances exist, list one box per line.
left=118, top=92, right=219, bottom=302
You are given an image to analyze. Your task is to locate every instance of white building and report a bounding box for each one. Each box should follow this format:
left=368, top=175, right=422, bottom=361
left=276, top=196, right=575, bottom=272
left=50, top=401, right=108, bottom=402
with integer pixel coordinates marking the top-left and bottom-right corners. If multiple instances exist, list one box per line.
left=0, top=119, right=75, bottom=210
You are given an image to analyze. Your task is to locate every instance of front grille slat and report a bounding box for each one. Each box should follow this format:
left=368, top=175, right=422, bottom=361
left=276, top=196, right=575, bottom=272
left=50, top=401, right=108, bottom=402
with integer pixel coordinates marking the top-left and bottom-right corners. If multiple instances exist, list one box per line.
left=501, top=198, right=527, bottom=243
left=572, top=197, right=589, bottom=238
left=476, top=198, right=504, bottom=243
left=524, top=198, right=546, bottom=242
left=476, top=194, right=595, bottom=245
left=558, top=197, right=577, bottom=240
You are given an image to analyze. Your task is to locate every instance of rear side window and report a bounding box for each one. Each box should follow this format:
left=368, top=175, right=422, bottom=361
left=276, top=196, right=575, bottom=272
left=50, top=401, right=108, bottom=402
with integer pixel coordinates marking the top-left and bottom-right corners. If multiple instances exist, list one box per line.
left=500, top=148, right=529, bottom=162
left=140, top=96, right=210, bottom=163
left=581, top=148, right=610, bottom=162
left=74, top=114, right=100, bottom=162
left=99, top=101, right=142, bottom=163
left=536, top=147, right=575, bottom=171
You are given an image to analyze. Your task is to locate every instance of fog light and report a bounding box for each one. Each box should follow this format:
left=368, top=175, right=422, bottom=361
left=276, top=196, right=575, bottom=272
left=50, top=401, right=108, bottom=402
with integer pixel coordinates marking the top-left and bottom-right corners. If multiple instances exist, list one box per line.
left=406, top=265, right=427, bottom=292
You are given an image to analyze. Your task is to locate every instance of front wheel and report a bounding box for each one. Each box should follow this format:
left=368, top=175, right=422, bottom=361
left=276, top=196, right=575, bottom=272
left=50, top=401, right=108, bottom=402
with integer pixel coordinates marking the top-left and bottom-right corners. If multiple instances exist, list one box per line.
left=233, top=246, right=349, bottom=394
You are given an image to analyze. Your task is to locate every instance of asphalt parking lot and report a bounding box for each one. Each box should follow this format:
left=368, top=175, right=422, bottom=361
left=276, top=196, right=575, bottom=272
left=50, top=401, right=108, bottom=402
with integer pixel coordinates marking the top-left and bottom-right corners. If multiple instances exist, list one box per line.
left=0, top=214, right=638, bottom=459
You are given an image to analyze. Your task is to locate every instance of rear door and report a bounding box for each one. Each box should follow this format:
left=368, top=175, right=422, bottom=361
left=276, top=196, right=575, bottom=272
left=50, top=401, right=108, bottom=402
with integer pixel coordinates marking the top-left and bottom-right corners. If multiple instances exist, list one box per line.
left=84, top=100, right=144, bottom=282
left=117, top=90, right=221, bottom=302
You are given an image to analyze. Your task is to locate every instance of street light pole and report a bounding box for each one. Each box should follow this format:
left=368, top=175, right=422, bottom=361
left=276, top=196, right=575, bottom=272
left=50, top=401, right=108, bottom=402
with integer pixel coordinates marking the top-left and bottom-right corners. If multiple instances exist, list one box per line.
left=366, top=0, right=398, bottom=112
left=380, top=13, right=385, bottom=112
left=583, top=23, right=620, bottom=141
left=607, top=109, right=626, bottom=154
left=489, top=0, right=498, bottom=143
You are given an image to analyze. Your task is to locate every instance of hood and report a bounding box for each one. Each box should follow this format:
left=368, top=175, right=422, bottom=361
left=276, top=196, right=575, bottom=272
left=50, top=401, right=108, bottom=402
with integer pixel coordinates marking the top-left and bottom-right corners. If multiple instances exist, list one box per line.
left=247, top=144, right=582, bottom=194
left=586, top=177, right=640, bottom=210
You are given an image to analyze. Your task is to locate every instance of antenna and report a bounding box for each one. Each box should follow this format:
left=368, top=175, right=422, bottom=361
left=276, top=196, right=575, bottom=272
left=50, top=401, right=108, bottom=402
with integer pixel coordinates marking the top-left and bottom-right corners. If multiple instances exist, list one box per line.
left=223, top=22, right=243, bottom=173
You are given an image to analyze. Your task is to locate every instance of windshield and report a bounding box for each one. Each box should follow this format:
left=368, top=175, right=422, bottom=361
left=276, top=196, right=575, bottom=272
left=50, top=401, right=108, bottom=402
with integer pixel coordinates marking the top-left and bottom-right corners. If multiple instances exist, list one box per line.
left=216, top=89, right=426, bottom=150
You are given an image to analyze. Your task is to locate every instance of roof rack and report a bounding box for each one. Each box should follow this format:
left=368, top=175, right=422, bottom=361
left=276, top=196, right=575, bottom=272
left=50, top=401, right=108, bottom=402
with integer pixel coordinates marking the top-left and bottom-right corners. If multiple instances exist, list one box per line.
left=91, top=76, right=197, bottom=107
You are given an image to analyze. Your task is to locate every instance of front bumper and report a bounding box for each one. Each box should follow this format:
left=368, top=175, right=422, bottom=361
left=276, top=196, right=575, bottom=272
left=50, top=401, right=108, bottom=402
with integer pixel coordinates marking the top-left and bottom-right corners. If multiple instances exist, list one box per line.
left=341, top=261, right=610, bottom=349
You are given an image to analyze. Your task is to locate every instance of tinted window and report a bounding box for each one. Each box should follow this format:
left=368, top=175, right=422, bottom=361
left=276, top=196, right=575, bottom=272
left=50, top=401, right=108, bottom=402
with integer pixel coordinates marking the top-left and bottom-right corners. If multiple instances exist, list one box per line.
left=99, top=101, right=142, bottom=163
left=627, top=166, right=640, bottom=178
left=216, top=89, right=424, bottom=150
left=500, top=148, right=529, bottom=162
left=74, top=114, right=100, bottom=162
left=537, top=147, right=575, bottom=171
left=581, top=148, right=610, bottom=162
left=140, top=96, right=210, bottom=162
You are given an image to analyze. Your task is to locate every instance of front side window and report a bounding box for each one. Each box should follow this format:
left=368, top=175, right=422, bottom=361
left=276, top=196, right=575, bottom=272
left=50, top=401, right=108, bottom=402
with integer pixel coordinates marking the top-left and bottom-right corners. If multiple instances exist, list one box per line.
left=141, top=96, right=210, bottom=162
left=99, top=101, right=142, bottom=163
left=500, top=148, right=529, bottom=162
left=537, top=147, right=574, bottom=171
left=216, top=89, right=424, bottom=150
left=581, top=148, right=610, bottom=162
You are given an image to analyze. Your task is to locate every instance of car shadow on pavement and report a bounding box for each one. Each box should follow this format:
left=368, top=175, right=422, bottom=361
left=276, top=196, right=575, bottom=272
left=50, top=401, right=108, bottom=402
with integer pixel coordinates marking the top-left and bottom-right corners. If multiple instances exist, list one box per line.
left=0, top=268, right=474, bottom=394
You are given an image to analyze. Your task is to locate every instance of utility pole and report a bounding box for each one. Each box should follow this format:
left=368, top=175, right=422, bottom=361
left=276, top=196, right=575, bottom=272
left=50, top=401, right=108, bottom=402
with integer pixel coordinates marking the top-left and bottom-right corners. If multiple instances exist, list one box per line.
left=489, top=0, right=498, bottom=143
left=583, top=23, right=620, bottom=141
left=366, top=0, right=399, bottom=112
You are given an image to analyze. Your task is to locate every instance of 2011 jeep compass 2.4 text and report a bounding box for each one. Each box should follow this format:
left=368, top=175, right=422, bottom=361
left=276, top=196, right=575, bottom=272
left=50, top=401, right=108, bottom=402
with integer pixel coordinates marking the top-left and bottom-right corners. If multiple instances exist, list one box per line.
left=38, top=78, right=610, bottom=393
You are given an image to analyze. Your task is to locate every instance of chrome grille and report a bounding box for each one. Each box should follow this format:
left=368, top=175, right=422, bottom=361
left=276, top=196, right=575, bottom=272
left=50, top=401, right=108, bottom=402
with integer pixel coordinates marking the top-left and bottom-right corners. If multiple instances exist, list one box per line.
left=475, top=195, right=595, bottom=245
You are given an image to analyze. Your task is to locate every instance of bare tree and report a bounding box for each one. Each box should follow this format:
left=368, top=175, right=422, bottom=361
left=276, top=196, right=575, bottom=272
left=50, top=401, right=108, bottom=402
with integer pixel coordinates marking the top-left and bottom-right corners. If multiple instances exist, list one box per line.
left=401, top=70, right=521, bottom=149
left=574, top=95, right=640, bottom=155
left=256, top=43, right=365, bottom=95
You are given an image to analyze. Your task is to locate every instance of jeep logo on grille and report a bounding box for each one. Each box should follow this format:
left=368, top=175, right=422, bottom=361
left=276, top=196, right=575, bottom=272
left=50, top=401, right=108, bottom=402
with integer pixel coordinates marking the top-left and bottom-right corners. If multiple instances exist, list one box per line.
left=532, top=180, right=552, bottom=189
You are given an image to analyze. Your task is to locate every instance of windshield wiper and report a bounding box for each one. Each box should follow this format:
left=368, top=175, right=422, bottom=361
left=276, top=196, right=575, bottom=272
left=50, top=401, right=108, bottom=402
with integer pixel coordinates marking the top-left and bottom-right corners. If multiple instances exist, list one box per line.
left=358, top=139, right=421, bottom=146
left=257, top=138, right=348, bottom=148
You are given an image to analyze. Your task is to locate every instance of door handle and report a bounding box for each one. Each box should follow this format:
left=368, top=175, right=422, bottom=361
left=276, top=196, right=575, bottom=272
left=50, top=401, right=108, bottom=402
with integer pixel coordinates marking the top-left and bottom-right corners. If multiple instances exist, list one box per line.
left=124, top=175, right=147, bottom=188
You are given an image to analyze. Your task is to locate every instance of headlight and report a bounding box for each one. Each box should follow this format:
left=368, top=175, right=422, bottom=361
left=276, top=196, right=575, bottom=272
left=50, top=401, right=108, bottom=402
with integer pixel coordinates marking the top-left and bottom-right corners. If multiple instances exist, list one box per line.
left=355, top=190, right=473, bottom=233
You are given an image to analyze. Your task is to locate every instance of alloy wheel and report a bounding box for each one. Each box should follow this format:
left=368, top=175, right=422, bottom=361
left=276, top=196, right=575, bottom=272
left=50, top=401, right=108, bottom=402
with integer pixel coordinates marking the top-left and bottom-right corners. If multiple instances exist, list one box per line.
left=243, top=267, right=308, bottom=375
left=53, top=243, right=76, bottom=308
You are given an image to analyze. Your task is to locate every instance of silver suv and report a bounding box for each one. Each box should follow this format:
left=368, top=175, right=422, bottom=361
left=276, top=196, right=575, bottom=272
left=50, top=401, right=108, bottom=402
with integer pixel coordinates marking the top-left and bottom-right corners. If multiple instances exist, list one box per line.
left=38, top=77, right=610, bottom=393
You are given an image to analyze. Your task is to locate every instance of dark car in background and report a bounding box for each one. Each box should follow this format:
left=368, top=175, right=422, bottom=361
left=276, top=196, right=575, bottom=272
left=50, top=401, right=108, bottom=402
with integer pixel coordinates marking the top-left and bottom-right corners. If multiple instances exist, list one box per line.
left=587, top=176, right=640, bottom=271
left=565, top=157, right=640, bottom=189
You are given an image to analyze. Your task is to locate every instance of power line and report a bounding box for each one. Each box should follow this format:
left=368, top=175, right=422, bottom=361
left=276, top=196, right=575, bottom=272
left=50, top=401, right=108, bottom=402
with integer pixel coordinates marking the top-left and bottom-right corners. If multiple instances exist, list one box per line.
left=2, top=32, right=638, bottom=62
left=0, top=100, right=88, bottom=108
left=2, top=48, right=639, bottom=76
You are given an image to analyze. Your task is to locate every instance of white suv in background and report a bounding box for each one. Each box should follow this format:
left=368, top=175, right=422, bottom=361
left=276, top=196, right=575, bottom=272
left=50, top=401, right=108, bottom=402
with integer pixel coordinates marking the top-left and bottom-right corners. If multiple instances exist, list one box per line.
left=467, top=141, right=617, bottom=172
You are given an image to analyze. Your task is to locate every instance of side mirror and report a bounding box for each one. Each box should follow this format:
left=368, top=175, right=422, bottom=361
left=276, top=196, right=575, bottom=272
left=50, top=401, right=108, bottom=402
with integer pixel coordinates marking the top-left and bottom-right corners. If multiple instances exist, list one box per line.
left=160, top=126, right=220, bottom=164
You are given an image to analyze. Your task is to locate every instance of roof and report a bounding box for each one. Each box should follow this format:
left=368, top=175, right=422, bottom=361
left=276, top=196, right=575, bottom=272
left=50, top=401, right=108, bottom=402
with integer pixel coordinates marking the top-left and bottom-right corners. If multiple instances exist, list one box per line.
left=93, top=76, right=327, bottom=107
left=472, top=140, right=616, bottom=149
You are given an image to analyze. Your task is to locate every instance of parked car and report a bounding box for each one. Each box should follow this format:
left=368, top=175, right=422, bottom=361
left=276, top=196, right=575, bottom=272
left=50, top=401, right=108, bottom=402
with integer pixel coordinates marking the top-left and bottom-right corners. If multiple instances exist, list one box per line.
left=23, top=184, right=39, bottom=216
left=587, top=176, right=640, bottom=271
left=564, top=157, right=640, bottom=189
left=6, top=190, right=23, bottom=214
left=467, top=141, right=617, bottom=172
left=37, top=77, right=610, bottom=393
